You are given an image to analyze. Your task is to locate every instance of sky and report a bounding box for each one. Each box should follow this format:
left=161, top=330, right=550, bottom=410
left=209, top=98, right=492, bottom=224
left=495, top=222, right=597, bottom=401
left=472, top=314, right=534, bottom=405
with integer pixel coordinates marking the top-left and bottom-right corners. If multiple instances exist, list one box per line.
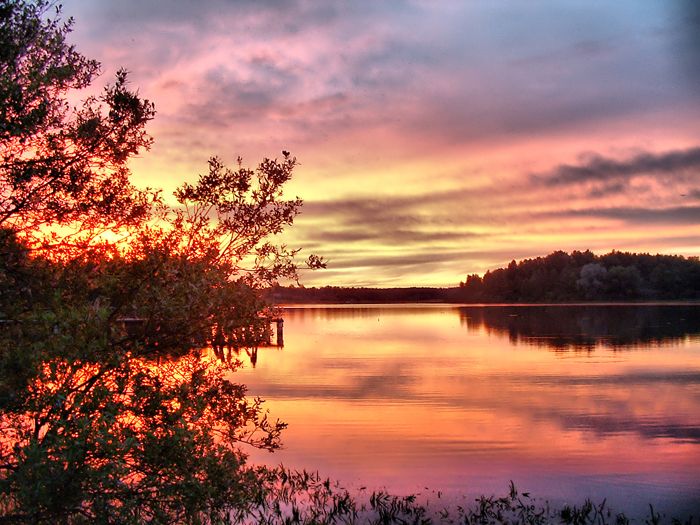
left=60, top=0, right=700, bottom=287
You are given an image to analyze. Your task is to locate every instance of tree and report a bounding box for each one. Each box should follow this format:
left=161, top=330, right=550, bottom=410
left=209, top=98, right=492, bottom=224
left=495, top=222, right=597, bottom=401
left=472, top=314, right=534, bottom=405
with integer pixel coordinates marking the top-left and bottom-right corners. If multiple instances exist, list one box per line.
left=460, top=251, right=700, bottom=303
left=577, top=263, right=607, bottom=299
left=0, top=153, right=325, bottom=520
left=0, top=324, right=284, bottom=522
left=605, top=265, right=642, bottom=298
left=0, top=1, right=323, bottom=521
left=171, top=153, right=324, bottom=288
left=0, top=0, right=156, bottom=252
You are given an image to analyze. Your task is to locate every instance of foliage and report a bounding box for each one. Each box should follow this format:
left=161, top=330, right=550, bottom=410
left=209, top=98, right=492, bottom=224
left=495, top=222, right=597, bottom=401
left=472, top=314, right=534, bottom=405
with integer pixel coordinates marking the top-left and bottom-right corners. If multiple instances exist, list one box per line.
left=0, top=0, right=323, bottom=522
left=0, top=0, right=156, bottom=250
left=203, top=475, right=695, bottom=525
left=458, top=250, right=700, bottom=303
left=0, top=341, right=283, bottom=523
left=170, top=153, right=325, bottom=288
left=268, top=285, right=449, bottom=304
left=2, top=1, right=691, bottom=522
left=270, top=248, right=700, bottom=305
left=454, top=304, right=700, bottom=351
left=0, top=219, right=297, bottom=522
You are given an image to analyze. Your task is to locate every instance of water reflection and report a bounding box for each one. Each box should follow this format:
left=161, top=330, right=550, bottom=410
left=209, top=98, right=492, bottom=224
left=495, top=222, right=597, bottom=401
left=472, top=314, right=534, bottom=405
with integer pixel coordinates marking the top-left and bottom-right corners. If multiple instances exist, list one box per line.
left=213, top=345, right=259, bottom=367
left=457, top=304, right=700, bottom=350
left=234, top=304, right=700, bottom=517
left=275, top=303, right=700, bottom=350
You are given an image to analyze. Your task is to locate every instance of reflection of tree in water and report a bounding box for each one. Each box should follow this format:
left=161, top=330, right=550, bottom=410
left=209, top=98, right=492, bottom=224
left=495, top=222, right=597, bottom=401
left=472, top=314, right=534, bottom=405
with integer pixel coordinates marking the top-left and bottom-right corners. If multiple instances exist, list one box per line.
left=0, top=345, right=285, bottom=521
left=213, top=345, right=259, bottom=368
left=210, top=318, right=285, bottom=368
left=283, top=306, right=382, bottom=322
left=458, top=305, right=700, bottom=350
left=283, top=305, right=447, bottom=322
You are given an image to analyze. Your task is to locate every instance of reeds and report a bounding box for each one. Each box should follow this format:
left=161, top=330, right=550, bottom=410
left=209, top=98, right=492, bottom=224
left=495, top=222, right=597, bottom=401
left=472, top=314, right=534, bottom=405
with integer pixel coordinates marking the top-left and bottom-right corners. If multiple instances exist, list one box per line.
left=245, top=470, right=695, bottom=525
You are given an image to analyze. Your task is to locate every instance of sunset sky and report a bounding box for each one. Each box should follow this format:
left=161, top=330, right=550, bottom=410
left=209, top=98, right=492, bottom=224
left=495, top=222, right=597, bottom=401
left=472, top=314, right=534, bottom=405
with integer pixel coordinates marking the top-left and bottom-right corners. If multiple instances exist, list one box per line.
left=61, top=0, right=700, bottom=286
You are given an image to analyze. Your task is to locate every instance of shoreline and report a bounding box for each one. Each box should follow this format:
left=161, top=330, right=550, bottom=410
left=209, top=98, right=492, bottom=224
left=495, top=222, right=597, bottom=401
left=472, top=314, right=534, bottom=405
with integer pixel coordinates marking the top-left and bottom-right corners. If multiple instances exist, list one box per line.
left=274, top=300, right=700, bottom=307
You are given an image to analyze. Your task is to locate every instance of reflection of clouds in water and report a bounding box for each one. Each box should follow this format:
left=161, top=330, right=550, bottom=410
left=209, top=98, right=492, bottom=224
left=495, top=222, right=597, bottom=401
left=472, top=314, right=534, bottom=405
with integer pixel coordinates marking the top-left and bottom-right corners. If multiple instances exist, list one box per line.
left=526, top=371, right=700, bottom=386
left=250, top=358, right=418, bottom=401
left=330, top=359, right=418, bottom=399
left=247, top=365, right=700, bottom=444
left=238, top=305, right=700, bottom=515
left=242, top=305, right=700, bottom=447
left=252, top=370, right=700, bottom=444
left=556, top=413, right=700, bottom=442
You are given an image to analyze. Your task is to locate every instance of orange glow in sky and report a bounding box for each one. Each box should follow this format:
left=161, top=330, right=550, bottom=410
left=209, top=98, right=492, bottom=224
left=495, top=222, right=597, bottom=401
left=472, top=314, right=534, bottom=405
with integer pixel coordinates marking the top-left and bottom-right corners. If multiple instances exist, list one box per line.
left=61, top=1, right=700, bottom=286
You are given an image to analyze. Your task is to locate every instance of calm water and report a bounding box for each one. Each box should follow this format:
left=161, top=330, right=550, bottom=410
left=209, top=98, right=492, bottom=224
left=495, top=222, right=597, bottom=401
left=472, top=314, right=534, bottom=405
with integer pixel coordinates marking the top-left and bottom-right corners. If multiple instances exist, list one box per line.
left=231, top=304, right=700, bottom=517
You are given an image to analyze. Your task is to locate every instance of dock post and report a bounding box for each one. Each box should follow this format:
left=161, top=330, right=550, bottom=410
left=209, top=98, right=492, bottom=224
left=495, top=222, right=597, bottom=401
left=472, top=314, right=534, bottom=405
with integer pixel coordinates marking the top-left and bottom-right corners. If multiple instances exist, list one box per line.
left=275, top=318, right=284, bottom=347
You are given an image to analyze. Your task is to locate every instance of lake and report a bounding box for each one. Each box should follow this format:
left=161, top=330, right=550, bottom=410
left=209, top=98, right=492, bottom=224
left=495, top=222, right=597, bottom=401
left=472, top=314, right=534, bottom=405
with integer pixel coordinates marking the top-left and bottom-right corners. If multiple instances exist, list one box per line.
left=230, top=304, right=700, bottom=518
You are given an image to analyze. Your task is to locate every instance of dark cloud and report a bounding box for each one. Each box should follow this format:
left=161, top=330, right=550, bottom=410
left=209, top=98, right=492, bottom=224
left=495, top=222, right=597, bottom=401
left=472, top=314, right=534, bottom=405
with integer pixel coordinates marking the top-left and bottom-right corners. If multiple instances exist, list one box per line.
left=178, top=63, right=302, bottom=128
left=302, top=185, right=497, bottom=222
left=549, top=205, right=700, bottom=225
left=315, top=248, right=540, bottom=276
left=539, top=147, right=700, bottom=186
left=305, top=228, right=479, bottom=245
left=74, top=0, right=339, bottom=34
left=294, top=190, right=501, bottom=260
left=327, top=251, right=465, bottom=270
left=586, top=181, right=627, bottom=199
left=674, top=0, right=700, bottom=93
left=303, top=199, right=425, bottom=230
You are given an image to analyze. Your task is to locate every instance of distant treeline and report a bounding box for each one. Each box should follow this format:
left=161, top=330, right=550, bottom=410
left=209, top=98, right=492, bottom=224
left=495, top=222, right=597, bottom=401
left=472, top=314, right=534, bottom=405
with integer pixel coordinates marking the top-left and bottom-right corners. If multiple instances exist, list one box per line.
left=267, top=285, right=456, bottom=304
left=270, top=250, right=700, bottom=303
left=460, top=250, right=700, bottom=302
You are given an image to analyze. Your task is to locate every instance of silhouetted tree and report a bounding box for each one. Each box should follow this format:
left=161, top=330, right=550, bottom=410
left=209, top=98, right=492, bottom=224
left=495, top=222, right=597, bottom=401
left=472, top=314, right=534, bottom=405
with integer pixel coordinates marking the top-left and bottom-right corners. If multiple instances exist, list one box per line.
left=577, top=263, right=607, bottom=299
left=459, top=251, right=700, bottom=302
left=0, top=0, right=155, bottom=252
left=0, top=1, right=323, bottom=521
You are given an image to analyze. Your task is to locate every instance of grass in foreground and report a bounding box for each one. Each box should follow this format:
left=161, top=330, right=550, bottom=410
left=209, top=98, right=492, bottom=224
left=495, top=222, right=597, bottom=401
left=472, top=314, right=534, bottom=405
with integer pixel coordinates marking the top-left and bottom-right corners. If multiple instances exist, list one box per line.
left=250, top=469, right=696, bottom=525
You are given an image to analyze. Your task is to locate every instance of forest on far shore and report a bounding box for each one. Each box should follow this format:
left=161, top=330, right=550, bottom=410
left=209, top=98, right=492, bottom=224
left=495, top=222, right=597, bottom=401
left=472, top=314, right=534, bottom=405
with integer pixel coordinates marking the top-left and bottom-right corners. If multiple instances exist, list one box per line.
left=270, top=250, right=700, bottom=304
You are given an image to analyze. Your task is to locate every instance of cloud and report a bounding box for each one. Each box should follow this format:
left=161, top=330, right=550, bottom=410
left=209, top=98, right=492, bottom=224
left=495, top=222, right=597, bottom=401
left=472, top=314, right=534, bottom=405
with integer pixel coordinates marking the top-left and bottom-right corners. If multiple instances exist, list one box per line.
left=326, top=250, right=472, bottom=270
left=675, top=0, right=700, bottom=92
left=66, top=0, right=699, bottom=153
left=179, top=64, right=299, bottom=127
left=586, top=181, right=627, bottom=199
left=301, top=184, right=505, bottom=226
left=538, top=147, right=700, bottom=186
left=291, top=191, right=501, bottom=267
left=59, top=1, right=700, bottom=286
left=548, top=205, right=700, bottom=225
left=306, top=228, right=478, bottom=245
